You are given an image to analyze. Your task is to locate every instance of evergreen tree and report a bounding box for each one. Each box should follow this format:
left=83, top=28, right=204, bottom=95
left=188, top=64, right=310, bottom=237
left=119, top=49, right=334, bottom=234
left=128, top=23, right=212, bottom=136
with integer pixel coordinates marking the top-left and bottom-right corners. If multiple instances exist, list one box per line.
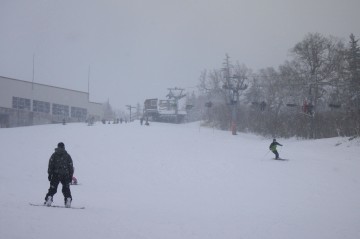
left=102, top=100, right=114, bottom=121
left=346, top=33, right=360, bottom=108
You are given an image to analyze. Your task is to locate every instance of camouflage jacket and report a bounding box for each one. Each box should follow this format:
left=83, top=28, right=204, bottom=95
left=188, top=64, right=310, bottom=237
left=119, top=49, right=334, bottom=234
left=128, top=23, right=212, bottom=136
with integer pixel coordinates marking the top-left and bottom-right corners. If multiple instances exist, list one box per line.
left=48, top=147, right=74, bottom=177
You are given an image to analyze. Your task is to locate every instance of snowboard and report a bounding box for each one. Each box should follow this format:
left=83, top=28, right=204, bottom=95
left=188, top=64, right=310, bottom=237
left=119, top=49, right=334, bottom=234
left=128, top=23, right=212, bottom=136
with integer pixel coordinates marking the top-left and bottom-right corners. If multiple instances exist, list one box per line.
left=29, top=203, right=85, bottom=209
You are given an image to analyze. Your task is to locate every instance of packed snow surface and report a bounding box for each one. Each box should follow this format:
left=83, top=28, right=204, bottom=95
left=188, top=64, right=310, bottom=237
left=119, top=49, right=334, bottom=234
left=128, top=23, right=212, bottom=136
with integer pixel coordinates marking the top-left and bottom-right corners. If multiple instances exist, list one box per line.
left=0, top=121, right=359, bottom=239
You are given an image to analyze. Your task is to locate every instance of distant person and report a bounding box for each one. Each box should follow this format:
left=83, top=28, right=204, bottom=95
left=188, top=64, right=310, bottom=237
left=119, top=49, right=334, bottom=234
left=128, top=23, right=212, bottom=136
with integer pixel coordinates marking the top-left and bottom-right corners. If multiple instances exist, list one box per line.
left=88, top=116, right=94, bottom=126
left=44, top=142, right=74, bottom=208
left=71, top=167, right=78, bottom=185
left=71, top=176, right=78, bottom=185
left=269, top=139, right=283, bottom=159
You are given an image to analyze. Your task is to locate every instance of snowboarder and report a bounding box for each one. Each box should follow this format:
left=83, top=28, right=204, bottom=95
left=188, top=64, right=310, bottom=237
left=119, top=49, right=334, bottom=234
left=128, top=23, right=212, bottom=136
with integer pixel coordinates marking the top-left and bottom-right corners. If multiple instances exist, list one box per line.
left=269, top=139, right=283, bottom=159
left=44, top=142, right=74, bottom=208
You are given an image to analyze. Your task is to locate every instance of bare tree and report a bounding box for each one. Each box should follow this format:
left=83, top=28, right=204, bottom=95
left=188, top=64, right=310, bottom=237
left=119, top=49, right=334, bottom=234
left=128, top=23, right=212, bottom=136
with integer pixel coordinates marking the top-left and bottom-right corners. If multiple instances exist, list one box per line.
left=196, top=33, right=357, bottom=138
left=291, top=33, right=344, bottom=138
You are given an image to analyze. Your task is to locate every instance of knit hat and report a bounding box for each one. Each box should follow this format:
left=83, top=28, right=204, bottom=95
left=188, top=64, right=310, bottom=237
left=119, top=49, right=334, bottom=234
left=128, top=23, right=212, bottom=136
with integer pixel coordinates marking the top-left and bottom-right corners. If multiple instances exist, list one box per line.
left=58, top=142, right=65, bottom=149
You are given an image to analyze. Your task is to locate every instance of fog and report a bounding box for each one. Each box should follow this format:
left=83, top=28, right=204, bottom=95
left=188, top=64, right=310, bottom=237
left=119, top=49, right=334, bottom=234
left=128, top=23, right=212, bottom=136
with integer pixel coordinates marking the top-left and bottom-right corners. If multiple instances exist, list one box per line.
left=1, top=0, right=359, bottom=110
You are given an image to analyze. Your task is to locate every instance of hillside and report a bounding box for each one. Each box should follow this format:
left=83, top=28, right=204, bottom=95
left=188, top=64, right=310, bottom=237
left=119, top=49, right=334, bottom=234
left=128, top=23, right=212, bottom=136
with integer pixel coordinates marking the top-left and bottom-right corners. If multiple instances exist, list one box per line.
left=0, top=122, right=359, bottom=239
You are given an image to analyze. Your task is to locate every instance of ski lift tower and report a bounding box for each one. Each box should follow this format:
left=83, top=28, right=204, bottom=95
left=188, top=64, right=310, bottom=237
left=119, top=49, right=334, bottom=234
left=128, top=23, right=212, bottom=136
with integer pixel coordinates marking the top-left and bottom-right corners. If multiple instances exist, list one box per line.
left=166, top=87, right=186, bottom=123
left=222, top=54, right=247, bottom=135
left=126, top=105, right=137, bottom=122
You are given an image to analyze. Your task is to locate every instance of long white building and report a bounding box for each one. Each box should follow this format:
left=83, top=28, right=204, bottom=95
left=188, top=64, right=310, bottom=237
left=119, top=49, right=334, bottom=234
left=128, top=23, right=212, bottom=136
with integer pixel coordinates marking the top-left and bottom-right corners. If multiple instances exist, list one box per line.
left=0, top=76, right=103, bottom=127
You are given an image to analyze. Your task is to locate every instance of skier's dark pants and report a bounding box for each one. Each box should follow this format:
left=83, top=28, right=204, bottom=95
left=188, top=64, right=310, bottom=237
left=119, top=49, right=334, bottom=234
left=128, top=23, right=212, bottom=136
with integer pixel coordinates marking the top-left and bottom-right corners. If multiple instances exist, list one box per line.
left=45, top=175, right=72, bottom=203
left=272, top=150, right=279, bottom=159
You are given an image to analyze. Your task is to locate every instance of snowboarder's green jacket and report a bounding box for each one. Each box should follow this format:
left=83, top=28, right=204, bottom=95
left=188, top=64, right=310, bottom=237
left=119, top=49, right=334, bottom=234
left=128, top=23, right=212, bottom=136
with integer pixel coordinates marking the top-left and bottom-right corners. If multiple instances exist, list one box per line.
left=269, top=142, right=282, bottom=152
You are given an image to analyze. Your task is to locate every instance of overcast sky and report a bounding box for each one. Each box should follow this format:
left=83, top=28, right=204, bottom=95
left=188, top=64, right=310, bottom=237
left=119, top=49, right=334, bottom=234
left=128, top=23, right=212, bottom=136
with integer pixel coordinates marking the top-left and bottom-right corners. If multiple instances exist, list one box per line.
left=1, top=0, right=359, bottom=110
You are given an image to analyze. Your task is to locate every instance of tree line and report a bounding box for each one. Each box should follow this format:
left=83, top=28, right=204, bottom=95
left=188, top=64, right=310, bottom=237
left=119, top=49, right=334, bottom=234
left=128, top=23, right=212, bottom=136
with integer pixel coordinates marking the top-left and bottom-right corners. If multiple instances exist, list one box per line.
left=186, top=33, right=360, bottom=139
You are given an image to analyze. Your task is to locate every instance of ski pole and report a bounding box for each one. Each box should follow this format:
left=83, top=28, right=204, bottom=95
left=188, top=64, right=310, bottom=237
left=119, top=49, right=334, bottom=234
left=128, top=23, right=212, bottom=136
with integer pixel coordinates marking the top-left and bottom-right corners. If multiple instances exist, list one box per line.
left=263, top=150, right=271, bottom=157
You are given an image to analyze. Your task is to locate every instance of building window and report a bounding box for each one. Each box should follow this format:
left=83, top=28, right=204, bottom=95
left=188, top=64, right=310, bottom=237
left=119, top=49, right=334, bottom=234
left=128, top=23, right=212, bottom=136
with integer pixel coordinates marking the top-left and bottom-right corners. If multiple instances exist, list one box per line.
left=52, top=103, right=69, bottom=117
left=33, top=100, right=50, bottom=113
left=151, top=100, right=157, bottom=107
left=12, top=97, right=31, bottom=110
left=71, top=107, right=87, bottom=120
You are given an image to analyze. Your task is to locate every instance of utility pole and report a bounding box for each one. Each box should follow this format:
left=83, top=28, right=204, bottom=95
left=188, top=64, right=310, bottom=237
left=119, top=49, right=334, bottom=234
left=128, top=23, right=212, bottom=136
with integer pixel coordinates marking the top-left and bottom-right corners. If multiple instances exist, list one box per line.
left=166, top=87, right=186, bottom=123
left=126, top=105, right=136, bottom=122
left=87, top=65, right=91, bottom=102
left=31, top=53, right=35, bottom=112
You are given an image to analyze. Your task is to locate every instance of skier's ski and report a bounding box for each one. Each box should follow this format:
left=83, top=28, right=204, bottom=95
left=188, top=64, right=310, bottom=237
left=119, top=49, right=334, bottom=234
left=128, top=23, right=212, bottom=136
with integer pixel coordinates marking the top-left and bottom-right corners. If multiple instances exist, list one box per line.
left=29, top=203, right=85, bottom=209
left=272, top=158, right=289, bottom=161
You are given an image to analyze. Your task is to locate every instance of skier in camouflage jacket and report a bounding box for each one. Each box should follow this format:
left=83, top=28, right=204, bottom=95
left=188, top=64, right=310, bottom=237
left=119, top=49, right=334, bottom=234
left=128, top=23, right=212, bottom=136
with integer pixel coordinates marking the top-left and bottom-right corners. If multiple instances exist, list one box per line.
left=44, top=142, right=74, bottom=206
